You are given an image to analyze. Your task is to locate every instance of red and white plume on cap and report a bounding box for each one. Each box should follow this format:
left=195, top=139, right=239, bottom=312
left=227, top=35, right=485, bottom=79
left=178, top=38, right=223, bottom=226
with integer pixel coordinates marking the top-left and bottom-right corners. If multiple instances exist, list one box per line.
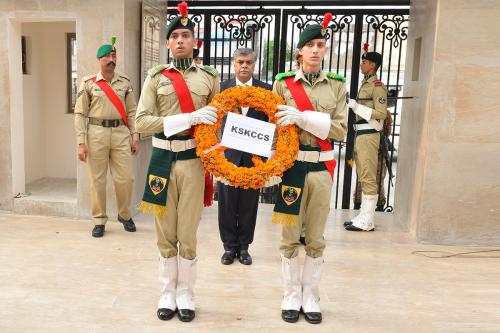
left=363, top=43, right=369, bottom=53
left=196, top=39, right=203, bottom=49
left=322, top=12, right=333, bottom=29
left=177, top=1, right=189, bottom=17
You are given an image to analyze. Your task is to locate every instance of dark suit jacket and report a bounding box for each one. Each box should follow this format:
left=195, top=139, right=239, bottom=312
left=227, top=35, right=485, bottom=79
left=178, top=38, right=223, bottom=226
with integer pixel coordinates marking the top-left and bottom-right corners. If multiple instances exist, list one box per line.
left=220, top=77, right=272, bottom=167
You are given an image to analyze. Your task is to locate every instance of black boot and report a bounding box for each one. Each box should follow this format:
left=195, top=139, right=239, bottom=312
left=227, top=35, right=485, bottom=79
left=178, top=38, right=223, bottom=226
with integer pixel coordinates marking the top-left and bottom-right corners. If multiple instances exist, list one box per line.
left=304, top=311, right=322, bottom=324
left=118, top=216, right=136, bottom=232
left=92, top=225, right=105, bottom=238
left=375, top=204, right=385, bottom=212
left=281, top=309, right=299, bottom=323
left=157, top=308, right=176, bottom=321
left=221, top=250, right=237, bottom=265
left=178, top=309, right=195, bottom=322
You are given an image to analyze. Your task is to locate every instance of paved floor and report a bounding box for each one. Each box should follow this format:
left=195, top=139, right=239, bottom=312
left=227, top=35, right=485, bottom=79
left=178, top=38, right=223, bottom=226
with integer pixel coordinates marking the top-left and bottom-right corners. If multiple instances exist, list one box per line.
left=0, top=205, right=499, bottom=333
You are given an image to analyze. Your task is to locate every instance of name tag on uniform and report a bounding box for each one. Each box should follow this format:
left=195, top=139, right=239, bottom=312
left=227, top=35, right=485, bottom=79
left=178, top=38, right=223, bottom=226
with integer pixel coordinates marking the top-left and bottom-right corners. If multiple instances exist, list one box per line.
left=221, top=112, right=275, bottom=158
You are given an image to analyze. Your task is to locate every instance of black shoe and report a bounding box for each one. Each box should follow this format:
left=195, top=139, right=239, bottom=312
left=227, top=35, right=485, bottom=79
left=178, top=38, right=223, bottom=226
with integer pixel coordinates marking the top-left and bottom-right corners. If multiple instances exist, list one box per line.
left=238, top=250, right=252, bottom=265
left=304, top=311, right=322, bottom=324
left=343, top=221, right=353, bottom=227
left=353, top=202, right=361, bottom=210
left=345, top=224, right=374, bottom=232
left=221, top=250, right=237, bottom=265
left=281, top=309, right=299, bottom=323
left=157, top=308, right=176, bottom=321
left=118, top=216, right=136, bottom=232
left=299, top=236, right=306, bottom=246
left=375, top=204, right=385, bottom=212
left=178, top=309, right=195, bottom=322
left=92, top=225, right=105, bottom=238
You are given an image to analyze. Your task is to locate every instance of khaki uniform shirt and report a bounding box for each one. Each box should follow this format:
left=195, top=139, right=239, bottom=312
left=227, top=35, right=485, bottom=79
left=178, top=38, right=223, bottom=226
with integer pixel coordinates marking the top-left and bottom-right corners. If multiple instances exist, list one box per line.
left=74, top=72, right=138, bottom=144
left=273, top=69, right=348, bottom=147
left=135, top=62, right=220, bottom=135
left=356, top=75, right=387, bottom=122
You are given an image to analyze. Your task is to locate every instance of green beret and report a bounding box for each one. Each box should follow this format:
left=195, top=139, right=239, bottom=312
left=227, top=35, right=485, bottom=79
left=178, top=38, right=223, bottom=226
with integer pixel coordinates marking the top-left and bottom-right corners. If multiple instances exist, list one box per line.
left=96, top=44, right=115, bottom=58
left=166, top=2, right=195, bottom=39
left=166, top=16, right=195, bottom=39
left=362, top=52, right=383, bottom=67
left=297, top=24, right=326, bottom=49
left=96, top=37, right=117, bottom=58
left=296, top=13, right=333, bottom=49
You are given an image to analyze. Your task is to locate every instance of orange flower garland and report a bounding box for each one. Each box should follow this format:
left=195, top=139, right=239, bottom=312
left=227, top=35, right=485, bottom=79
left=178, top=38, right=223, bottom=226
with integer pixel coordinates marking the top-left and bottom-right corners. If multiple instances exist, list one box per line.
left=194, top=86, right=299, bottom=189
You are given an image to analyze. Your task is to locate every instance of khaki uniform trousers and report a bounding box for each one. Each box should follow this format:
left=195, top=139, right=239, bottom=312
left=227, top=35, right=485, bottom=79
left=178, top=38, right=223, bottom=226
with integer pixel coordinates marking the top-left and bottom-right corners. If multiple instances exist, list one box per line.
left=87, top=124, right=133, bottom=225
left=280, top=169, right=332, bottom=259
left=354, top=132, right=380, bottom=196
left=154, top=158, right=205, bottom=260
left=354, top=149, right=387, bottom=205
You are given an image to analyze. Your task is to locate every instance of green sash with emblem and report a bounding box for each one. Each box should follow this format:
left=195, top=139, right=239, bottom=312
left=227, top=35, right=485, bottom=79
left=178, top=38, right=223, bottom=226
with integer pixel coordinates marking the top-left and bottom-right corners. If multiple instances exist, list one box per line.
left=272, top=145, right=327, bottom=226
left=139, top=134, right=196, bottom=217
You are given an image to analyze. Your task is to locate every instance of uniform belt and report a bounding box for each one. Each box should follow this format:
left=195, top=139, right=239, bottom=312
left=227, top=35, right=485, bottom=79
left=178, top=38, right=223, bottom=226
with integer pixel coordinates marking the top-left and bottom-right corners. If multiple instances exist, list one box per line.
left=89, top=118, right=124, bottom=128
left=152, top=136, right=197, bottom=152
left=296, top=150, right=334, bottom=163
left=354, top=123, right=377, bottom=131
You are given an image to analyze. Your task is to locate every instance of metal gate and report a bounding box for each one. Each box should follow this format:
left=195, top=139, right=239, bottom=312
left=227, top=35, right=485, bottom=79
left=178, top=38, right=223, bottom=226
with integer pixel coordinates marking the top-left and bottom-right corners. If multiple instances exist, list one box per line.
left=161, top=1, right=409, bottom=211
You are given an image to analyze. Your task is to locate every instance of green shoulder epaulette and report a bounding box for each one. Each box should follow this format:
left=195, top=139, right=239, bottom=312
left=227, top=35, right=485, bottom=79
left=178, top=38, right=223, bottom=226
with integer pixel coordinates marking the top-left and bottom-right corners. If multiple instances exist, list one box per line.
left=327, top=72, right=346, bottom=82
left=201, top=65, right=218, bottom=77
left=148, top=64, right=167, bottom=77
left=275, top=71, right=296, bottom=81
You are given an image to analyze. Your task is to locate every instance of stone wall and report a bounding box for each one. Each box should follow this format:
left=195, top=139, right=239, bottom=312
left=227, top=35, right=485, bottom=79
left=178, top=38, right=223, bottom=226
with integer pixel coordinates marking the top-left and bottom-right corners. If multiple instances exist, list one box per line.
left=396, top=0, right=500, bottom=244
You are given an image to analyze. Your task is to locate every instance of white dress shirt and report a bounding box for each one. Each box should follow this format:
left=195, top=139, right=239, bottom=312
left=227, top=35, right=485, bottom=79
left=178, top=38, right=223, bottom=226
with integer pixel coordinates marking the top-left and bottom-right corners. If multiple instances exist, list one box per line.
left=235, top=77, right=253, bottom=116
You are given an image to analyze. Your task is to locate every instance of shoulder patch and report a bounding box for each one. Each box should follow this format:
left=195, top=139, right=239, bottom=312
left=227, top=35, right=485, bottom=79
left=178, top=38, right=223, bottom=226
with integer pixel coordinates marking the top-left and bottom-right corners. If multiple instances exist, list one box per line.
left=82, top=75, right=95, bottom=83
left=201, top=65, right=218, bottom=77
left=119, top=74, right=130, bottom=81
left=327, top=72, right=346, bottom=82
left=148, top=64, right=167, bottom=77
left=374, top=79, right=382, bottom=87
left=275, top=71, right=296, bottom=81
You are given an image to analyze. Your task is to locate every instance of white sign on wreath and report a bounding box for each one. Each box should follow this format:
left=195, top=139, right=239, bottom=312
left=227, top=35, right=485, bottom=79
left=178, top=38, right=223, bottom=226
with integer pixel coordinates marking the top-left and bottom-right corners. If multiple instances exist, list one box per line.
left=220, top=112, right=276, bottom=158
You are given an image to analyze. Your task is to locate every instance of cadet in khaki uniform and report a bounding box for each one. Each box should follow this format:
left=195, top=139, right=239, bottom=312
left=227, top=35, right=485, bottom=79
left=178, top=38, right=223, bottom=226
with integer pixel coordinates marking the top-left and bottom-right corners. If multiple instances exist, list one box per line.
left=75, top=38, right=139, bottom=238
left=353, top=109, right=392, bottom=211
left=273, top=13, right=347, bottom=324
left=135, top=2, right=220, bottom=323
left=345, top=49, right=388, bottom=232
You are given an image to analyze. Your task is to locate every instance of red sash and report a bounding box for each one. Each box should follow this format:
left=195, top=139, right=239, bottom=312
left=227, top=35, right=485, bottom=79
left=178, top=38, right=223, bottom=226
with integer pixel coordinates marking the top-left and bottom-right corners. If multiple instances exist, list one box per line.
left=91, top=77, right=129, bottom=127
left=160, top=68, right=214, bottom=207
left=283, top=76, right=336, bottom=177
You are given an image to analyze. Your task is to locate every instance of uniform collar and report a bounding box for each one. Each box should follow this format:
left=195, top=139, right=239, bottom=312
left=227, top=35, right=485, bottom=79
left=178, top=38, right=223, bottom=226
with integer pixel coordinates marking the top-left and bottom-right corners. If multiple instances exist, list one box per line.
left=294, top=68, right=327, bottom=85
left=363, top=73, right=377, bottom=83
left=96, top=72, right=119, bottom=83
left=167, top=60, right=199, bottom=72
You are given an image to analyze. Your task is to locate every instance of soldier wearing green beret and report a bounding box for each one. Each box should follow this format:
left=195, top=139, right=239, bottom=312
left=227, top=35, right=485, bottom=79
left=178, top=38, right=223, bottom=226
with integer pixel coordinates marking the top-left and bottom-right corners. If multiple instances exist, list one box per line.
left=344, top=44, right=388, bottom=232
left=74, top=37, right=139, bottom=238
left=273, top=13, right=348, bottom=324
left=135, top=1, right=220, bottom=323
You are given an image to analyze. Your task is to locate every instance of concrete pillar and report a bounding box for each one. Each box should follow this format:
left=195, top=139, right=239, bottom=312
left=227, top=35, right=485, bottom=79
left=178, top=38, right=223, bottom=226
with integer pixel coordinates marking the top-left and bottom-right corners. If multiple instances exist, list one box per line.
left=396, top=0, right=500, bottom=244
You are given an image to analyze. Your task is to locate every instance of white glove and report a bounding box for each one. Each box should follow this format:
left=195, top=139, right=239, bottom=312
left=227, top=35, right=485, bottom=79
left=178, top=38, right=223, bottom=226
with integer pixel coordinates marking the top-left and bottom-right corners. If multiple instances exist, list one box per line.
left=163, top=106, right=217, bottom=137
left=276, top=105, right=330, bottom=140
left=275, top=105, right=307, bottom=127
left=264, top=176, right=282, bottom=187
left=214, top=176, right=230, bottom=186
left=189, top=106, right=217, bottom=126
left=348, top=98, right=357, bottom=110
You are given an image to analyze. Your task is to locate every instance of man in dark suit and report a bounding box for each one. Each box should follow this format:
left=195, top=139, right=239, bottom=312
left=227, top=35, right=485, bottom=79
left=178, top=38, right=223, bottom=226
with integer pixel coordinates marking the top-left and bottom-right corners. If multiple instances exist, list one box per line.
left=218, top=48, right=272, bottom=265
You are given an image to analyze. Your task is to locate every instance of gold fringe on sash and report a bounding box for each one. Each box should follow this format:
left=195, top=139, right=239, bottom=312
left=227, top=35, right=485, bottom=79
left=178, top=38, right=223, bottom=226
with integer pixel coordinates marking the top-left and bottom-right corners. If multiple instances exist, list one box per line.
left=272, top=212, right=298, bottom=226
left=138, top=201, right=168, bottom=217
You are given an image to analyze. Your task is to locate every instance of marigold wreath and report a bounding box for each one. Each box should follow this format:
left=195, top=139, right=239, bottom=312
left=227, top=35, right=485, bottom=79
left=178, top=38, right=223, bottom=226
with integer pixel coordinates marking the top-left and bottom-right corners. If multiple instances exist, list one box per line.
left=193, top=86, right=299, bottom=189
